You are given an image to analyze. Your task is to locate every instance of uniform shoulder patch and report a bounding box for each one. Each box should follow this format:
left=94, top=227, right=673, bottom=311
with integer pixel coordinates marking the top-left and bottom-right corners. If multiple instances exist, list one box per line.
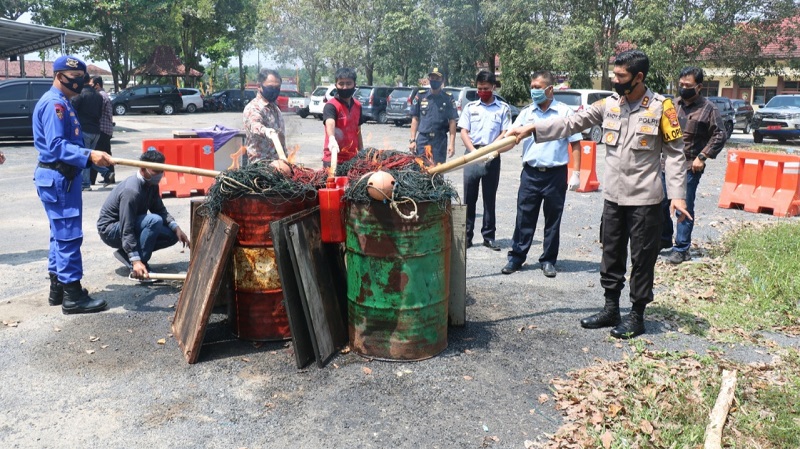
left=660, top=98, right=682, bottom=142
left=54, top=103, right=65, bottom=120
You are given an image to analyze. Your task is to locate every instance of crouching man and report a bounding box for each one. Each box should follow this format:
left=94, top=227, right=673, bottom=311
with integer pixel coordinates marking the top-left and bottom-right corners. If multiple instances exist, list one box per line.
left=97, top=150, right=190, bottom=282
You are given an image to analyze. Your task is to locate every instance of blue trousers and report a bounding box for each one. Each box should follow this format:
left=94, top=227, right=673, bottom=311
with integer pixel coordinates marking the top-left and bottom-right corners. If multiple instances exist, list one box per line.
left=34, top=167, right=84, bottom=284
left=463, top=151, right=501, bottom=242
left=99, top=214, right=179, bottom=264
left=508, top=164, right=567, bottom=265
left=661, top=169, right=702, bottom=253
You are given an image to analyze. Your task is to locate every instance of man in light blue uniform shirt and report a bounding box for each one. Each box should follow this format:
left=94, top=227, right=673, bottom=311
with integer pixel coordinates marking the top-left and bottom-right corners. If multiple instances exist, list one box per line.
left=33, top=55, right=113, bottom=314
left=502, top=70, right=582, bottom=278
left=458, top=70, right=512, bottom=250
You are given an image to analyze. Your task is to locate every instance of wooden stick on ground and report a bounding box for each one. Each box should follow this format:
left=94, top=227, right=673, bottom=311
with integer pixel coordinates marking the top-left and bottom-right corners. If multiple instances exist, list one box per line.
left=427, top=136, right=517, bottom=175
left=112, top=158, right=221, bottom=177
left=129, top=273, right=187, bottom=281
left=704, top=369, right=738, bottom=449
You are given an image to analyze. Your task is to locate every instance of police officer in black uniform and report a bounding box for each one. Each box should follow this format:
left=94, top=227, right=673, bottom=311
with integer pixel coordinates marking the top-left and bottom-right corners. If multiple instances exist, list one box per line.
left=408, top=67, right=458, bottom=164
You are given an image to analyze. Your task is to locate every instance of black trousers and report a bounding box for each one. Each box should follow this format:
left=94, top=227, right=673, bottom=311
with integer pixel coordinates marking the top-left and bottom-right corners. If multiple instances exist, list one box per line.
left=600, top=200, right=662, bottom=305
left=415, top=132, right=447, bottom=164
left=90, top=132, right=113, bottom=184
left=508, top=164, right=567, bottom=265
left=463, top=150, right=501, bottom=242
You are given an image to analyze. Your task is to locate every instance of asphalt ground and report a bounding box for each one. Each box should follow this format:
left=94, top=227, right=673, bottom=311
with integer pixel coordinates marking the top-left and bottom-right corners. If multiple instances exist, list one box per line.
left=0, top=111, right=791, bottom=448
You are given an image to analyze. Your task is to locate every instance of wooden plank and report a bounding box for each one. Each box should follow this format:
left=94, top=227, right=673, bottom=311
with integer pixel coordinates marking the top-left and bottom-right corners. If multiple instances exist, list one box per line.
left=449, top=204, right=467, bottom=326
left=172, top=213, right=238, bottom=364
left=189, top=198, right=231, bottom=309
left=271, top=210, right=316, bottom=369
left=286, top=207, right=348, bottom=368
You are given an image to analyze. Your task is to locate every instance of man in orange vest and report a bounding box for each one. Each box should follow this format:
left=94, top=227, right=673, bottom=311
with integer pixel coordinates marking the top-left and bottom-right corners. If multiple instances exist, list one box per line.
left=323, top=67, right=365, bottom=170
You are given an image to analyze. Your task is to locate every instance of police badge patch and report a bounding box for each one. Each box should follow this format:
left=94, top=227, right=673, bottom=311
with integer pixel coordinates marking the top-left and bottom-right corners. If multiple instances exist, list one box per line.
left=55, top=104, right=64, bottom=120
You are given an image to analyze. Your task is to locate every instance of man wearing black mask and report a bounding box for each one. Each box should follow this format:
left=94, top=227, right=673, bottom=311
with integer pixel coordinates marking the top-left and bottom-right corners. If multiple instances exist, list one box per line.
left=243, top=68, right=286, bottom=163
left=408, top=67, right=458, bottom=164
left=660, top=67, right=726, bottom=265
left=322, top=67, right=365, bottom=170
left=506, top=50, right=691, bottom=339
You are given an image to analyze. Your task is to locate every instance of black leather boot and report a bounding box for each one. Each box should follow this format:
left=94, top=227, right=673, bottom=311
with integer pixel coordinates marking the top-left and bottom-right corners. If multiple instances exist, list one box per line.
left=62, top=281, right=107, bottom=315
left=48, top=273, right=63, bottom=306
left=580, top=295, right=621, bottom=329
left=610, top=307, right=646, bottom=339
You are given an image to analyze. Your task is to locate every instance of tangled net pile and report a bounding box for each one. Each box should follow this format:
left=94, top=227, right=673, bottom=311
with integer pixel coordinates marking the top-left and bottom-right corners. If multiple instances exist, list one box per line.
left=200, top=161, right=327, bottom=217
left=340, top=148, right=458, bottom=207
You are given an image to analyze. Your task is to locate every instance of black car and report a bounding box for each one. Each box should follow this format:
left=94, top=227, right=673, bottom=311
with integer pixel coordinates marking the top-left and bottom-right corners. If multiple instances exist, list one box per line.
left=111, top=84, right=182, bottom=116
left=212, top=88, right=256, bottom=112
left=385, top=87, right=420, bottom=127
left=706, top=96, right=735, bottom=138
left=0, top=78, right=52, bottom=138
left=354, top=86, right=394, bottom=124
left=730, top=99, right=755, bottom=133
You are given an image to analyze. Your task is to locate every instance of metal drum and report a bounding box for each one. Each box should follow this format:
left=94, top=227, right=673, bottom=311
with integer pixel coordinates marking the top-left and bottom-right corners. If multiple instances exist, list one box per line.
left=345, top=201, right=451, bottom=360
left=222, top=195, right=315, bottom=341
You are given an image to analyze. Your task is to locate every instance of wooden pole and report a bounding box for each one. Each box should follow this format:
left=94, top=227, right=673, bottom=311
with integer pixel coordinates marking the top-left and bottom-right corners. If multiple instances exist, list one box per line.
left=130, top=273, right=187, bottom=281
left=704, top=369, right=738, bottom=449
left=112, top=158, right=221, bottom=177
left=427, top=136, right=517, bottom=175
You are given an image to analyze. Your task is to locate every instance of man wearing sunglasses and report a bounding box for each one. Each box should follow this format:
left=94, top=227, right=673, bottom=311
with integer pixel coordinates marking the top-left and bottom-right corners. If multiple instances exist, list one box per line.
left=97, top=150, right=190, bottom=283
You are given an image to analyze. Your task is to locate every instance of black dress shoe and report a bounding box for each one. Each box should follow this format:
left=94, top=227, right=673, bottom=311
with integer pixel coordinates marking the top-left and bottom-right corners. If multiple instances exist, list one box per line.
left=610, top=312, right=646, bottom=339
left=501, top=261, right=521, bottom=274
left=483, top=239, right=501, bottom=251
left=541, top=262, right=557, bottom=278
left=580, top=308, right=621, bottom=329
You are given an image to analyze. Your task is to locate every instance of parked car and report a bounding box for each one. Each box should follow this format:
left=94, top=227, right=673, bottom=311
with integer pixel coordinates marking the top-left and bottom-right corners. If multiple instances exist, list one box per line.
left=280, top=90, right=308, bottom=114
left=447, top=87, right=520, bottom=122
left=0, top=78, right=51, bottom=138
left=385, top=86, right=420, bottom=126
left=111, top=84, right=182, bottom=116
left=751, top=94, right=800, bottom=143
left=551, top=89, right=615, bottom=143
left=730, top=99, right=755, bottom=133
left=354, top=86, right=394, bottom=124
left=706, top=96, right=736, bottom=138
left=178, top=88, right=203, bottom=113
left=308, top=85, right=336, bottom=120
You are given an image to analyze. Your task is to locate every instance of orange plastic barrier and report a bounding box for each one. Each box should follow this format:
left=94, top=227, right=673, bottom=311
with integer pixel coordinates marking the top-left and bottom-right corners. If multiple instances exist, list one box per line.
left=142, top=138, right=216, bottom=198
left=718, top=150, right=800, bottom=217
left=567, top=140, right=600, bottom=192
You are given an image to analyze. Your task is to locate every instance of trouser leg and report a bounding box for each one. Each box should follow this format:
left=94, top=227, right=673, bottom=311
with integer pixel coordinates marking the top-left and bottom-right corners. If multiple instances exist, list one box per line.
left=539, top=165, right=567, bottom=264
left=480, top=156, right=501, bottom=241
left=508, top=166, right=543, bottom=264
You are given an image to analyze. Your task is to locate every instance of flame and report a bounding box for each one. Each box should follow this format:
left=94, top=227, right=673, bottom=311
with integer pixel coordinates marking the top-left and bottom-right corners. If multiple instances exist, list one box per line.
left=424, top=145, right=433, bottom=163
left=287, top=144, right=300, bottom=164
left=414, top=157, right=427, bottom=169
left=228, top=146, right=247, bottom=171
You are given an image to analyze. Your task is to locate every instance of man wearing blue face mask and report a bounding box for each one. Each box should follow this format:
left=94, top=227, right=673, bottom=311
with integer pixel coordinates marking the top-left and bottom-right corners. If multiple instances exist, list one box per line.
left=243, top=68, right=286, bottom=163
left=97, top=150, right=190, bottom=283
left=502, top=70, right=582, bottom=278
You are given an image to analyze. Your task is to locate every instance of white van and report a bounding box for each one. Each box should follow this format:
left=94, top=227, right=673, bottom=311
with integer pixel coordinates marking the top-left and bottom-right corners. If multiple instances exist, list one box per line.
left=307, top=85, right=336, bottom=120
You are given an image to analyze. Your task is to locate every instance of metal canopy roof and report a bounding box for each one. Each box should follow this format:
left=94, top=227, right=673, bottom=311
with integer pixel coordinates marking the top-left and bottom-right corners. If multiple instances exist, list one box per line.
left=0, top=18, right=99, bottom=59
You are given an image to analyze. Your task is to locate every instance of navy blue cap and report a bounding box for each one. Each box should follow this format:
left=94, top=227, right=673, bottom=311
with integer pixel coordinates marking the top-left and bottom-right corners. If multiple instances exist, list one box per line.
left=53, top=55, right=86, bottom=73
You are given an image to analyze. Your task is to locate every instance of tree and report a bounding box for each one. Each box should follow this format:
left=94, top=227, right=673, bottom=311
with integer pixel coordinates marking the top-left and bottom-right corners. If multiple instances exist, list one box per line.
left=217, top=0, right=259, bottom=93
left=0, top=0, right=36, bottom=19
left=374, top=2, right=430, bottom=86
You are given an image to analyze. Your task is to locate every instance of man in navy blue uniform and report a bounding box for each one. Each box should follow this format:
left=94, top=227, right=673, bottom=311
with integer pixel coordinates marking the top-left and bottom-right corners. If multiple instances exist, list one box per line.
left=408, top=67, right=458, bottom=164
left=33, top=55, right=114, bottom=314
left=458, top=70, right=512, bottom=250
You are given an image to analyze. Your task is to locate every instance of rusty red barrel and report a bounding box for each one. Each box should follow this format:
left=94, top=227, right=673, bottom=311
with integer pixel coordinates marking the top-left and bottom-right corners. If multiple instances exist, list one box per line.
left=345, top=201, right=451, bottom=360
left=222, top=195, right=315, bottom=341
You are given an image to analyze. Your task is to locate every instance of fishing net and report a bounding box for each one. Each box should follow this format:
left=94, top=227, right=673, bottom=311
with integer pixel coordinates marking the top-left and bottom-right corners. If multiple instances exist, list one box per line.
left=340, top=148, right=458, bottom=208
left=200, top=160, right=326, bottom=218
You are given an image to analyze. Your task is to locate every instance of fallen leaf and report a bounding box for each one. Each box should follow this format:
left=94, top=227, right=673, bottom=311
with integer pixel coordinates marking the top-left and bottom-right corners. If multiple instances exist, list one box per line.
left=529, top=409, right=536, bottom=415
left=85, top=349, right=95, bottom=355
left=582, top=347, right=589, bottom=353
left=590, top=411, right=603, bottom=425
left=607, top=403, right=623, bottom=417
left=157, top=338, right=166, bottom=345
left=332, top=363, right=339, bottom=369
left=241, top=357, right=251, bottom=362
left=53, top=327, right=61, bottom=332
left=362, top=367, right=372, bottom=375
left=340, top=346, right=351, bottom=354
left=100, top=345, right=109, bottom=349
left=640, top=419, right=654, bottom=434
left=127, top=329, right=133, bottom=333
left=527, top=325, right=537, bottom=329
left=463, top=375, right=473, bottom=381
left=601, top=430, right=612, bottom=449
left=396, top=371, right=404, bottom=377
left=464, top=349, right=474, bottom=354
left=89, top=336, right=100, bottom=342
left=538, top=394, right=549, bottom=404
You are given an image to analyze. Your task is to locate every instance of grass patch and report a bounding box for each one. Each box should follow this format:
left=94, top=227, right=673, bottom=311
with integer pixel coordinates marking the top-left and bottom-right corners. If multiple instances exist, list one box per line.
left=652, top=222, right=800, bottom=341
left=535, top=346, right=800, bottom=448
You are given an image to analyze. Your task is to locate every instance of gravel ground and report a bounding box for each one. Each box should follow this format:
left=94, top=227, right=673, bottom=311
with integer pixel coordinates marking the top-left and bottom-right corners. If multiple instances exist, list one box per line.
left=0, top=111, right=793, bottom=448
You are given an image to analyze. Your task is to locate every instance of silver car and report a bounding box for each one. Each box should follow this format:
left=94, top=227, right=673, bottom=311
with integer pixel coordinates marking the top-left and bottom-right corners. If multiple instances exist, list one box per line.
left=551, top=89, right=614, bottom=143
left=178, top=88, right=203, bottom=113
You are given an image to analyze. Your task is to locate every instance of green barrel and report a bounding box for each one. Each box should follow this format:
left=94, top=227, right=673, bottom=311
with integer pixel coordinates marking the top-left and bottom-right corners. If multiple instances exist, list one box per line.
left=345, top=201, right=451, bottom=360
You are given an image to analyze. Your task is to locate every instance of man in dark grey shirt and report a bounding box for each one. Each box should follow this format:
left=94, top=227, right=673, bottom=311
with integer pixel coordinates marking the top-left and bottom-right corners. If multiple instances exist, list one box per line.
left=97, top=150, right=189, bottom=281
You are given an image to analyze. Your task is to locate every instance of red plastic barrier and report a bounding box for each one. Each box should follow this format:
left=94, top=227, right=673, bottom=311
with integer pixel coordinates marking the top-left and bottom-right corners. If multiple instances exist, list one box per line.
left=718, top=150, right=800, bottom=217
left=142, top=138, right=216, bottom=198
left=567, top=140, right=600, bottom=192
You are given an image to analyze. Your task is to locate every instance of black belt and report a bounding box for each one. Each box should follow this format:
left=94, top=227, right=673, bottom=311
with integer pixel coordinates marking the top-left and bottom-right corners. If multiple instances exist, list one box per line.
left=526, top=163, right=566, bottom=172
left=420, top=131, right=445, bottom=138
left=38, top=161, right=80, bottom=179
